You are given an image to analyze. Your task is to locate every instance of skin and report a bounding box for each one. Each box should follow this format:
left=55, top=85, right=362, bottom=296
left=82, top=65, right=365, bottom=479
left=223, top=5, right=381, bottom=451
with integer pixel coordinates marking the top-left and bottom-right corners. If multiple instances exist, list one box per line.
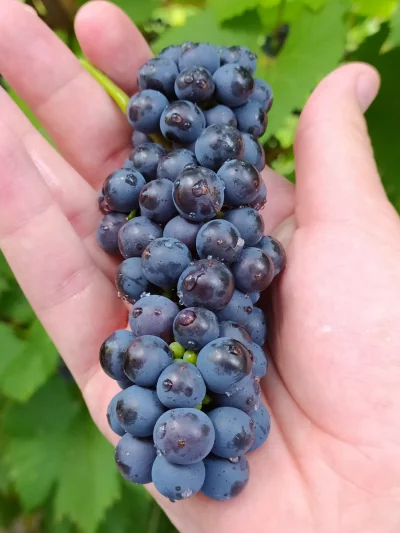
left=0, top=1, right=399, bottom=532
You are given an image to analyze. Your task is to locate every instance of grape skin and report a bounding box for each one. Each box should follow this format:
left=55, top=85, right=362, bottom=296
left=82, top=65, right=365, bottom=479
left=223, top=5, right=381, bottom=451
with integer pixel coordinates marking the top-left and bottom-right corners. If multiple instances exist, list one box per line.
left=117, top=377, right=133, bottom=390
left=98, top=191, right=111, bottom=214
left=107, top=391, right=126, bottom=436
left=208, top=406, right=255, bottom=458
left=99, top=329, right=136, bottom=381
left=234, top=101, right=268, bottom=138
left=173, top=307, right=219, bottom=350
left=244, top=306, right=268, bottom=346
left=118, top=216, right=163, bottom=259
left=115, top=434, right=156, bottom=484
left=246, top=342, right=268, bottom=378
left=129, top=295, right=179, bottom=343
left=242, top=133, right=266, bottom=172
left=115, top=257, right=149, bottom=304
left=219, top=45, right=257, bottom=74
left=156, top=149, right=197, bottom=182
left=196, top=220, right=244, bottom=263
left=116, top=385, right=166, bottom=437
left=218, top=321, right=252, bottom=345
left=210, top=374, right=261, bottom=414
left=256, top=235, right=286, bottom=276
left=130, top=143, right=167, bottom=182
left=249, top=403, right=271, bottom=452
left=163, top=216, right=202, bottom=251
left=202, top=455, right=250, bottom=501
left=156, top=361, right=206, bottom=408
left=137, top=57, right=178, bottom=99
left=217, top=159, right=261, bottom=205
left=160, top=100, right=206, bottom=144
left=158, top=45, right=182, bottom=64
left=223, top=207, right=264, bottom=246
left=249, top=292, right=260, bottom=304
left=215, top=289, right=253, bottom=325
left=249, top=182, right=267, bottom=211
left=249, top=78, right=273, bottom=111
left=141, top=238, right=191, bottom=288
left=213, top=64, right=254, bottom=108
left=127, top=90, right=169, bottom=134
left=195, top=124, right=245, bottom=171
left=103, top=169, right=146, bottom=213
left=152, top=455, right=206, bottom=501
left=97, top=213, right=127, bottom=255
left=175, top=66, right=215, bottom=103
left=232, top=248, right=274, bottom=293
left=124, top=335, right=174, bottom=387
left=179, top=43, right=220, bottom=74
left=139, top=179, right=177, bottom=224
left=204, top=105, right=237, bottom=128
left=132, top=130, right=152, bottom=148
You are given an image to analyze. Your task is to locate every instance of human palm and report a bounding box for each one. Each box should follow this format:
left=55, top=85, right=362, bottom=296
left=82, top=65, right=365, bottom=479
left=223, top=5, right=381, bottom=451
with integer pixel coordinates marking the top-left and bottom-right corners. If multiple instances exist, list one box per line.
left=1, top=1, right=400, bottom=532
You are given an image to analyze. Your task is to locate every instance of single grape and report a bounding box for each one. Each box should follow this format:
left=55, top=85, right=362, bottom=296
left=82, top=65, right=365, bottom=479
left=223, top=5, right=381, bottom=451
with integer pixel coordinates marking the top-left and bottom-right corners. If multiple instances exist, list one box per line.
left=127, top=90, right=169, bottom=134
left=173, top=307, right=219, bottom=350
left=152, top=455, right=205, bottom=501
left=249, top=182, right=267, bottom=211
left=234, top=101, right=267, bottom=138
left=195, top=124, right=244, bottom=171
left=196, top=220, right=244, bottom=263
left=175, top=66, right=215, bottom=103
left=160, top=100, right=206, bottom=144
left=216, top=289, right=253, bottom=325
left=197, top=338, right=253, bottom=394
left=217, top=159, right=261, bottom=206
left=177, top=259, right=234, bottom=311
left=202, top=455, right=250, bottom=501
left=98, top=191, right=111, bottom=214
left=102, top=169, right=146, bottom=213
left=122, top=158, right=134, bottom=169
left=97, top=213, right=126, bottom=255
left=179, top=42, right=220, bottom=74
left=141, top=238, right=191, bottom=288
left=156, top=149, right=197, bottom=182
left=172, top=141, right=196, bottom=153
left=115, top=257, right=149, bottom=304
left=115, top=434, right=156, bottom=484
left=208, top=407, right=254, bottom=458
left=156, top=361, right=206, bottom=408
left=118, top=216, right=162, bottom=259
left=249, top=292, right=260, bottom=304
left=130, top=143, right=167, bottom=181
left=219, top=45, right=257, bottom=74
left=116, top=385, right=165, bottom=436
left=204, top=105, right=237, bottom=128
left=256, top=235, right=286, bottom=276
left=137, top=57, right=178, bottom=99
left=129, top=295, right=179, bottom=343
left=163, top=216, right=202, bottom=251
left=219, top=321, right=252, bottom=345
left=124, top=335, right=174, bottom=387
left=158, top=45, right=182, bottom=63
left=139, top=179, right=177, bottom=224
left=223, top=207, right=264, bottom=246
left=153, top=408, right=215, bottom=465
left=132, top=130, right=153, bottom=148
left=100, top=329, right=136, bottom=381
left=232, top=247, right=274, bottom=293
left=117, top=377, right=133, bottom=390
left=107, top=391, right=126, bottom=436
left=246, top=341, right=267, bottom=378
left=213, top=64, right=254, bottom=108
left=172, top=167, right=224, bottom=222
left=249, top=78, right=273, bottom=111
left=249, top=403, right=271, bottom=451
left=210, top=374, right=261, bottom=414
left=244, top=307, right=267, bottom=345
left=242, top=133, right=266, bottom=172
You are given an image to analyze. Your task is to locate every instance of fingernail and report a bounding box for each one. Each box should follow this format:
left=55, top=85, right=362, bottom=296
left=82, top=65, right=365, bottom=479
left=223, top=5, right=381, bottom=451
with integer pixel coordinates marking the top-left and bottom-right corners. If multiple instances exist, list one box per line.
left=357, top=71, right=380, bottom=113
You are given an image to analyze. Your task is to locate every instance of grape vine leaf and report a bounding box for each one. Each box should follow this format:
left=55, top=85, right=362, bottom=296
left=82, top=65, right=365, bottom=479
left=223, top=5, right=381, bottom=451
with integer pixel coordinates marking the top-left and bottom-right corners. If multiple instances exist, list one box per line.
left=111, top=0, right=162, bottom=24
left=207, top=0, right=262, bottom=23
left=390, top=6, right=400, bottom=45
left=351, top=0, right=397, bottom=19
left=301, top=0, right=328, bottom=10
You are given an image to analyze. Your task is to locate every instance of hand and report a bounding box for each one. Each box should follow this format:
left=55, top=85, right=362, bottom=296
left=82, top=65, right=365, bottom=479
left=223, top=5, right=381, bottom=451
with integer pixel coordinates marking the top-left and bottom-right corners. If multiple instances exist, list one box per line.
left=1, top=1, right=399, bottom=532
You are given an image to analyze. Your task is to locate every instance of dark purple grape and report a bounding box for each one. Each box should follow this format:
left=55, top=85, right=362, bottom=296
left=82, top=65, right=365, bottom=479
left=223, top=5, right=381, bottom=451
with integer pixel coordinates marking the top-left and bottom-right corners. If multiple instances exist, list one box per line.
left=234, top=101, right=267, bottom=138
left=177, top=259, right=234, bottom=312
left=160, top=100, right=206, bottom=144
left=152, top=455, right=205, bottom=501
left=103, top=169, right=146, bottom=213
left=178, top=42, right=220, bottom=74
left=204, top=105, right=237, bottom=128
left=210, top=374, right=261, bottom=414
left=172, top=141, right=196, bottom=153
left=195, top=124, right=244, bottom=171
left=100, top=329, right=136, bottom=381
left=196, top=219, right=244, bottom=263
left=137, top=57, right=178, bottom=99
left=158, top=45, right=182, bottom=64
left=202, top=455, right=249, bottom=501
left=175, top=66, right=215, bottom=103
left=156, top=149, right=197, bottom=182
left=246, top=342, right=267, bottom=378
left=216, top=289, right=253, bottom=325
left=163, top=216, right=202, bottom=251
left=256, top=235, right=286, bottom=276
left=117, top=377, right=133, bottom=390
left=97, top=212, right=126, bottom=255
left=249, top=292, right=260, bottom=304
left=249, top=403, right=271, bottom=452
left=208, top=407, right=254, bottom=458
left=139, top=179, right=177, bottom=224
left=124, top=335, right=174, bottom=387
left=244, top=306, right=267, bottom=345
left=141, top=238, right=191, bottom=288
left=213, top=64, right=254, bottom=108
left=219, top=45, right=257, bottom=74
left=127, top=90, right=169, bottom=134
left=242, top=133, right=266, bottom=172
left=115, top=434, right=156, bottom=484
left=115, top=257, right=150, bottom=304
left=98, top=191, right=111, bottom=214
left=132, top=130, right=153, bottom=148
left=172, top=167, right=224, bottom=222
left=232, top=247, right=274, bottom=293
left=130, top=143, right=167, bottom=181
left=223, top=207, right=264, bottom=246
left=129, top=295, right=179, bottom=343
left=156, top=361, right=206, bottom=408
left=217, top=159, right=261, bottom=206
left=173, top=307, right=219, bottom=350
left=249, top=182, right=267, bottom=211
left=249, top=78, right=273, bottom=111
left=118, top=216, right=162, bottom=259
left=116, top=385, right=166, bottom=436
left=218, top=321, right=252, bottom=345
left=107, top=391, right=125, bottom=436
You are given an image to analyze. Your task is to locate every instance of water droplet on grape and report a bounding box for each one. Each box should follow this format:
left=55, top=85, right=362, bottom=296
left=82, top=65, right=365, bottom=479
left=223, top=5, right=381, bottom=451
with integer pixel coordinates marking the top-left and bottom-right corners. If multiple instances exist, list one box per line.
left=164, top=240, right=172, bottom=249
left=132, top=308, right=143, bottom=318
left=178, top=309, right=196, bottom=326
left=181, top=488, right=193, bottom=499
left=157, top=423, right=167, bottom=439
left=229, top=457, right=239, bottom=464
left=162, top=379, right=173, bottom=391
left=154, top=308, right=162, bottom=316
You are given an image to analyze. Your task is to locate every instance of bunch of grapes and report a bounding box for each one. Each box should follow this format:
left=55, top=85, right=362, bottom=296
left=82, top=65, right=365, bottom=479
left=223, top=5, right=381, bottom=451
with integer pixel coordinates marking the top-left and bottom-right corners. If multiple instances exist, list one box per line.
left=97, top=42, right=285, bottom=502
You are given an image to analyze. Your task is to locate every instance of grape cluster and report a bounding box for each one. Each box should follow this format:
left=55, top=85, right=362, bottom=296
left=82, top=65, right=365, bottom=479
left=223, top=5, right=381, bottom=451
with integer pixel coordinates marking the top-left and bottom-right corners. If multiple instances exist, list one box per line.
left=97, top=42, right=285, bottom=502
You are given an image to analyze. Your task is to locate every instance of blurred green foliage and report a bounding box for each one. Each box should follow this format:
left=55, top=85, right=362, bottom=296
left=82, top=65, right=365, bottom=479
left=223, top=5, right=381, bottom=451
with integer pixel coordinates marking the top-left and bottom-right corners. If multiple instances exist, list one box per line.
left=1, top=0, right=400, bottom=531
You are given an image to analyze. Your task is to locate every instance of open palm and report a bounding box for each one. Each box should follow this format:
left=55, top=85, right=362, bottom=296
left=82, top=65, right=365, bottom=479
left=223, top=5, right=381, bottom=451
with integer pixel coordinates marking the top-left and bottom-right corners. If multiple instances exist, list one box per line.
left=1, top=2, right=400, bottom=532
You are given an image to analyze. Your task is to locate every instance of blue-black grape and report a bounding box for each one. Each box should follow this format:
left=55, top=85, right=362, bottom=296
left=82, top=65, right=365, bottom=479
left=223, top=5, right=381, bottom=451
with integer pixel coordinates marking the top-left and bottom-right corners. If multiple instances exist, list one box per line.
left=107, top=391, right=126, bottom=436
left=130, top=143, right=167, bottom=181
left=195, top=124, right=244, bottom=171
left=217, top=159, right=261, bottom=206
left=204, top=105, right=237, bottom=128
left=196, top=220, right=244, bottom=263
left=129, top=295, right=179, bottom=343
left=232, top=247, right=274, bottom=293
left=137, top=57, right=178, bottom=99
left=153, top=408, right=215, bottom=465
left=163, top=216, right=202, bottom=251
left=197, top=337, right=253, bottom=394
left=158, top=45, right=182, bottom=64
left=178, top=259, right=234, bottom=311
left=156, top=149, right=197, bottom=182
left=202, top=455, right=250, bottom=501
left=173, top=307, right=219, bottom=350
left=242, top=133, right=266, bottom=172
left=210, top=374, right=261, bottom=414
left=100, top=329, right=136, bottom=381
left=117, top=377, right=133, bottom=390
left=172, top=167, right=224, bottom=222
left=246, top=342, right=267, bottom=378
left=118, top=216, right=162, bottom=259
left=132, top=130, right=153, bottom=148
left=256, top=235, right=286, bottom=276
left=244, top=306, right=267, bottom=346
left=208, top=407, right=254, bottom=458
left=179, top=42, right=220, bottom=74
left=124, top=335, right=174, bottom=387
left=234, top=101, right=267, bottom=138
left=172, top=141, right=196, bottom=153
left=218, top=321, right=252, bottom=345
left=219, top=45, right=257, bottom=74
left=175, top=66, right=215, bottom=103
left=249, top=182, right=267, bottom=211
left=116, top=257, right=149, bottom=304
left=139, top=179, right=177, bottom=224
left=122, top=158, right=134, bottom=170
left=249, top=403, right=271, bottom=452
left=127, top=90, right=169, bottom=134
left=115, top=434, right=156, bottom=484
left=223, top=207, right=264, bottom=246
left=249, top=78, right=273, bottom=111
left=213, top=64, right=254, bottom=108
left=103, top=169, right=146, bottom=213
left=141, top=237, right=191, bottom=288
left=98, top=191, right=111, bottom=214
left=156, top=361, right=206, bottom=408
left=216, top=289, right=253, bottom=325
left=160, top=100, right=206, bottom=144
left=249, top=292, right=260, bottom=304
left=97, top=213, right=126, bottom=255
left=116, top=385, right=166, bottom=436
left=152, top=455, right=205, bottom=501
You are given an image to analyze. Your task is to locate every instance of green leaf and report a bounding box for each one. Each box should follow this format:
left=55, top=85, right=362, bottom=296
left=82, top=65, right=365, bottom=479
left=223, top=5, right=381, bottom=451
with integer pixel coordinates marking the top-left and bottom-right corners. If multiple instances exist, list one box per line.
left=0, top=493, right=21, bottom=528
left=0, top=323, right=25, bottom=378
left=301, top=0, right=328, bottom=10
left=390, top=6, right=400, bottom=45
left=110, top=0, right=162, bottom=24
left=258, top=2, right=305, bottom=33
left=207, top=0, right=261, bottom=23
left=352, top=0, right=396, bottom=19
left=0, top=287, right=35, bottom=325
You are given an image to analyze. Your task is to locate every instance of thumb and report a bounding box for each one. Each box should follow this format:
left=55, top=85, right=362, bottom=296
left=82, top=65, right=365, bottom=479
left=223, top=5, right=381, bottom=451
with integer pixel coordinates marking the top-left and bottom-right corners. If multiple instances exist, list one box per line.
left=294, top=62, right=385, bottom=225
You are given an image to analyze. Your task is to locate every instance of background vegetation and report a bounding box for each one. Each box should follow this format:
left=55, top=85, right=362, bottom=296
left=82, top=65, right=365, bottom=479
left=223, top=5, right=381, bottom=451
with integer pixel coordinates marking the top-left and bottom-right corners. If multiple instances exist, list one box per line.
left=0, top=0, right=399, bottom=531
